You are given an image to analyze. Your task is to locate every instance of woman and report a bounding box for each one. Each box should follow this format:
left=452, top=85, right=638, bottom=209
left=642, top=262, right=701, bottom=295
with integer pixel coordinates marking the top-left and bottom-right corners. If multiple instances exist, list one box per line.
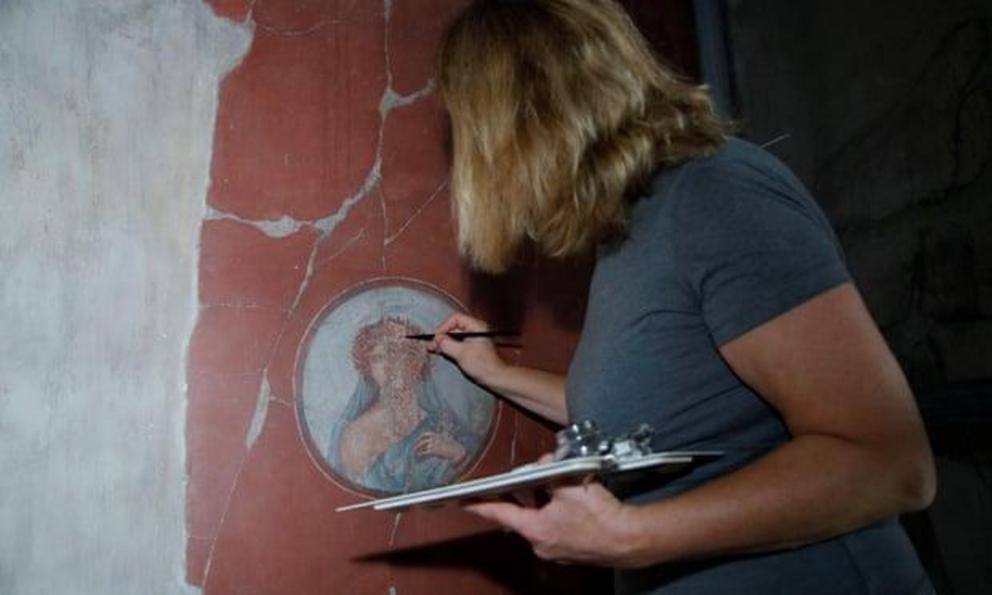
left=332, top=317, right=469, bottom=493
left=428, top=1, right=937, bottom=593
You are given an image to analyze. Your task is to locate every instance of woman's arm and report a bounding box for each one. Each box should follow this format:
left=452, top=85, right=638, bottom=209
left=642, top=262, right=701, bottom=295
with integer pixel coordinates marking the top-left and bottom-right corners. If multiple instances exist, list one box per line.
left=430, top=313, right=568, bottom=425
left=465, top=283, right=936, bottom=566
left=477, top=364, right=568, bottom=425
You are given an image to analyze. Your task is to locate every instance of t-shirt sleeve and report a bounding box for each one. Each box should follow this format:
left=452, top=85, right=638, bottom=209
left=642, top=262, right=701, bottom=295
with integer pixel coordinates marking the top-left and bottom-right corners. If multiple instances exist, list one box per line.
left=672, top=159, right=851, bottom=346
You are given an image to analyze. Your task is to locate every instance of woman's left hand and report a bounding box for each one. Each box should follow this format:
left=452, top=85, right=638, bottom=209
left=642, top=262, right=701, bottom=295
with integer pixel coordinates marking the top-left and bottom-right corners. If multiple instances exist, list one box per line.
left=464, top=479, right=643, bottom=567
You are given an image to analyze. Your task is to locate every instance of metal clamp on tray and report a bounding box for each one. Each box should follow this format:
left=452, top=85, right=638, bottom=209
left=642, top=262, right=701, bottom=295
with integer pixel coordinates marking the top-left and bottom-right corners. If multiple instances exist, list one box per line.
left=555, top=420, right=655, bottom=463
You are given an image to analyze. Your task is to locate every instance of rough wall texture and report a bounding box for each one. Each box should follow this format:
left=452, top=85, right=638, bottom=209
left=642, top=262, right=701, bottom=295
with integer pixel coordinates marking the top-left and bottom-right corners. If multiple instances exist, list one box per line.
left=725, top=1, right=992, bottom=593
left=0, top=1, right=250, bottom=593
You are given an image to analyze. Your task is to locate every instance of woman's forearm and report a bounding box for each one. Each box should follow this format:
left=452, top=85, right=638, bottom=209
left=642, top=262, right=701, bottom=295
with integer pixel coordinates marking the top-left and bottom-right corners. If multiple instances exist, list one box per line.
left=428, top=313, right=569, bottom=425
left=479, top=365, right=568, bottom=425
left=611, top=283, right=934, bottom=566
left=616, top=433, right=935, bottom=567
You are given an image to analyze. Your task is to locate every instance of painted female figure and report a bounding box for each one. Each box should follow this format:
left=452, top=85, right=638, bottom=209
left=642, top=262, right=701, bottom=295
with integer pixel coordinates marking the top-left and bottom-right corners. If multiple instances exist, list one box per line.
left=328, top=316, right=470, bottom=494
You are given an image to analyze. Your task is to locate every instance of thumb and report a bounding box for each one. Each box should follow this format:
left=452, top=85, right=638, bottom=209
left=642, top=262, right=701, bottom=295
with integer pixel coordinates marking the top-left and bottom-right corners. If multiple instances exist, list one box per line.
left=436, top=336, right=467, bottom=361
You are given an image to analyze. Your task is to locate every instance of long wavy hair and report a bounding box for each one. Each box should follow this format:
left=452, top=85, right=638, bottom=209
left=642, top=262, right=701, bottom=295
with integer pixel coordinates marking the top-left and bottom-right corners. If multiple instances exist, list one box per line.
left=438, top=0, right=728, bottom=273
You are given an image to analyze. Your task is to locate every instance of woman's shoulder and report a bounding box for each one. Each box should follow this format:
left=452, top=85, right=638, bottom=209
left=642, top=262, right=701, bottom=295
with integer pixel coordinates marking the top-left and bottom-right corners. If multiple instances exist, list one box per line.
left=648, top=137, right=828, bottom=230
left=669, top=138, right=805, bottom=197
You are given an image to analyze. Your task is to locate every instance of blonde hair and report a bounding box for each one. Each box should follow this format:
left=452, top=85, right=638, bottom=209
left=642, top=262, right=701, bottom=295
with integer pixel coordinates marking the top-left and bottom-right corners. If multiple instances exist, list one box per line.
left=438, top=0, right=728, bottom=273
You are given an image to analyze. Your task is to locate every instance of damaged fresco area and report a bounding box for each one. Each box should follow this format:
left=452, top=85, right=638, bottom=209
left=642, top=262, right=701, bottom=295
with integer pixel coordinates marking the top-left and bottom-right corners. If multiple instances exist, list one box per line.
left=299, top=281, right=496, bottom=496
left=185, top=1, right=575, bottom=593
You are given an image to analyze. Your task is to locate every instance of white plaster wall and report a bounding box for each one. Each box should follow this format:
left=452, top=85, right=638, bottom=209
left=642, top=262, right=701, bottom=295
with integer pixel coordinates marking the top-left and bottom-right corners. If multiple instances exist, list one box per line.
left=0, top=1, right=250, bottom=592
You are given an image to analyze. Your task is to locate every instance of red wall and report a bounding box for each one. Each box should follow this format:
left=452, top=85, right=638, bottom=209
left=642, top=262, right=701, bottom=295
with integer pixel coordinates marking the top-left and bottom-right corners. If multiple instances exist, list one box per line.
left=186, top=1, right=694, bottom=592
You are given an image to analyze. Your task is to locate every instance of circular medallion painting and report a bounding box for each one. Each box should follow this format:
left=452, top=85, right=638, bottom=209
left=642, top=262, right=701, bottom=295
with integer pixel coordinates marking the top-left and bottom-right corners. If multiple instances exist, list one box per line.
left=298, top=279, right=498, bottom=496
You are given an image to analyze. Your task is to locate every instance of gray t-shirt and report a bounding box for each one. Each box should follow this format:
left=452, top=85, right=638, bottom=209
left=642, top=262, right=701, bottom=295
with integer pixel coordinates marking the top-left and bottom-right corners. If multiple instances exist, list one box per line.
left=565, top=138, right=932, bottom=594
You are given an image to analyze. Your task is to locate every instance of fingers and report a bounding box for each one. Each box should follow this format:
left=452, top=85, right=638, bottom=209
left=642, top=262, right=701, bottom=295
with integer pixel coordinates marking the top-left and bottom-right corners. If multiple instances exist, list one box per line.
left=536, top=452, right=555, bottom=465
left=435, top=335, right=466, bottom=360
left=511, top=488, right=540, bottom=508
left=545, top=470, right=602, bottom=494
left=464, top=502, right=537, bottom=537
left=429, top=312, right=489, bottom=351
left=548, top=479, right=617, bottom=508
left=444, top=312, right=490, bottom=333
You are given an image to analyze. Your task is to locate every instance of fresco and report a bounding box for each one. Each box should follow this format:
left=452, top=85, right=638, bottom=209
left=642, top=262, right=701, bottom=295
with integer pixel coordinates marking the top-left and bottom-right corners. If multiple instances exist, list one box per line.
left=298, top=280, right=497, bottom=495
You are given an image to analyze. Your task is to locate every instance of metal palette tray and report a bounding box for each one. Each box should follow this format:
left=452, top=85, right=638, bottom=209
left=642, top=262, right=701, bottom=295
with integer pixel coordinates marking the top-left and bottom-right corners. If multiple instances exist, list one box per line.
left=338, top=420, right=721, bottom=512
left=337, top=450, right=721, bottom=512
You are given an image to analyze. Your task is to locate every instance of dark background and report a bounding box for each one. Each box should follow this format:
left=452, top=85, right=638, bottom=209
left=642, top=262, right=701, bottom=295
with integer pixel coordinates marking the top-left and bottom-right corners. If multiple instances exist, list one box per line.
left=624, top=1, right=992, bottom=593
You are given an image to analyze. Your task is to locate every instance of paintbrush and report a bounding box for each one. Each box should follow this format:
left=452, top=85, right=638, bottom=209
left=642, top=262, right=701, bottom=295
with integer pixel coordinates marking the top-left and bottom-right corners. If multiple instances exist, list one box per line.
left=404, top=330, right=521, bottom=341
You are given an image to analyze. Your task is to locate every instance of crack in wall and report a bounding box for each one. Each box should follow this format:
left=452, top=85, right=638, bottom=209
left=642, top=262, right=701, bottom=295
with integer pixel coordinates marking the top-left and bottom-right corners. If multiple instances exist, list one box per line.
left=314, top=227, right=368, bottom=268
left=193, top=302, right=289, bottom=312
left=199, top=3, right=443, bottom=586
left=254, top=18, right=348, bottom=37
left=204, top=208, right=307, bottom=238
left=384, top=178, right=449, bottom=246
left=376, top=0, right=443, bottom=268
left=381, top=79, right=436, bottom=113
left=387, top=512, right=403, bottom=546
left=202, top=401, right=282, bottom=587
left=244, top=371, right=271, bottom=449
left=204, top=0, right=438, bottom=242
left=379, top=187, right=390, bottom=273
left=169, top=3, right=253, bottom=593
left=270, top=396, right=292, bottom=407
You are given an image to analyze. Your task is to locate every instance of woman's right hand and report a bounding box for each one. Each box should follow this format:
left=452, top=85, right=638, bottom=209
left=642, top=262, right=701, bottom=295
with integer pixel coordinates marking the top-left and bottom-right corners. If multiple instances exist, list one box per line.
left=429, top=313, right=508, bottom=387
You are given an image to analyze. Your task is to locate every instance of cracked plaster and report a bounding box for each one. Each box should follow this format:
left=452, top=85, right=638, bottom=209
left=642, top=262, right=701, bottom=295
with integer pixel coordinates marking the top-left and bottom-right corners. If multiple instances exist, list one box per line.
left=187, top=1, right=598, bottom=592
left=185, top=2, right=532, bottom=592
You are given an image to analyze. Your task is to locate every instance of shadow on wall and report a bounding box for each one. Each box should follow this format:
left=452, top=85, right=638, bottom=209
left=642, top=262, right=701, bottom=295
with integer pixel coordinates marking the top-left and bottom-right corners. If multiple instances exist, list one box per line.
left=355, top=530, right=612, bottom=594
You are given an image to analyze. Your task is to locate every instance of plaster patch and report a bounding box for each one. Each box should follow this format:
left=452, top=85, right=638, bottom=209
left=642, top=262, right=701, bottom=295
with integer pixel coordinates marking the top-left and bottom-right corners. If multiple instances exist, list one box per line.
left=0, top=1, right=251, bottom=593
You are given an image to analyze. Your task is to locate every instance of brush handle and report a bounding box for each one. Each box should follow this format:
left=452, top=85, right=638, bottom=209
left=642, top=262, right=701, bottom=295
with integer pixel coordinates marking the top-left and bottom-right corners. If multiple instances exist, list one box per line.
left=404, top=330, right=520, bottom=341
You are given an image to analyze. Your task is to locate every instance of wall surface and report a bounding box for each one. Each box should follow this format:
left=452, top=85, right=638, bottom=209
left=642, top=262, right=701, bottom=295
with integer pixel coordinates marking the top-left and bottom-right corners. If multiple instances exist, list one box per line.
left=186, top=1, right=595, bottom=593
left=725, top=1, right=992, bottom=593
left=184, top=2, right=697, bottom=593
left=0, top=1, right=695, bottom=593
left=0, top=1, right=250, bottom=593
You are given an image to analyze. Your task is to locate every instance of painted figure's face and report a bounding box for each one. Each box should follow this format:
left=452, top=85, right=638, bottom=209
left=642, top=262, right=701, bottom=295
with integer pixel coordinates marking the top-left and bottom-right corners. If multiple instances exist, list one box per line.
left=353, top=317, right=429, bottom=389
left=367, top=342, right=389, bottom=387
